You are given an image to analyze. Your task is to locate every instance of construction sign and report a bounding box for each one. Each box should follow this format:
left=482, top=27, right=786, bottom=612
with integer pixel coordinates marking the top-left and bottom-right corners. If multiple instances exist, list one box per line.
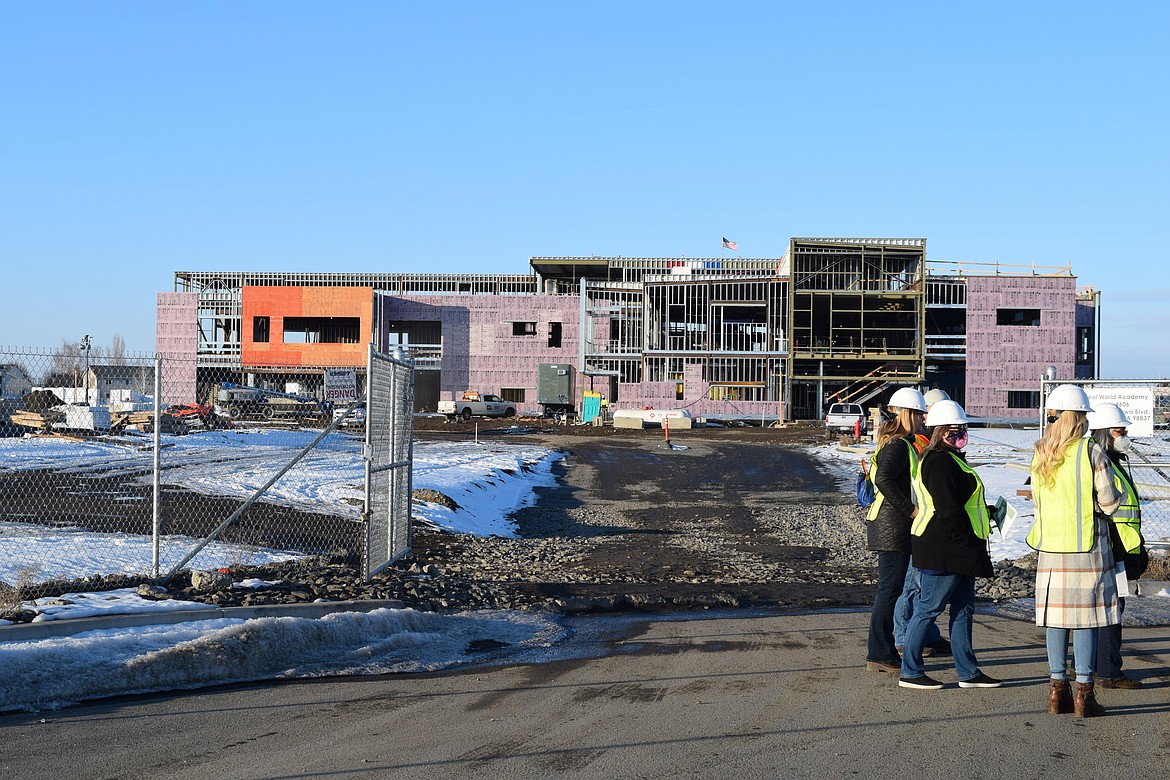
left=1085, top=386, right=1154, bottom=438
left=324, top=368, right=358, bottom=404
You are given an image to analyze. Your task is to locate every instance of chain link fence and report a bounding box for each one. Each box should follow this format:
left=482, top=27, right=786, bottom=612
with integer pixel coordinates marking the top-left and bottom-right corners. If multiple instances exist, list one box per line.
left=0, top=344, right=411, bottom=594
left=364, top=348, right=415, bottom=578
left=1040, top=378, right=1170, bottom=547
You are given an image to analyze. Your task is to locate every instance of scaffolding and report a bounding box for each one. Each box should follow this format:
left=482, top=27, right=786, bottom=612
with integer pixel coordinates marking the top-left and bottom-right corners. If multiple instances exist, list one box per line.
left=581, top=275, right=788, bottom=407
left=786, top=239, right=927, bottom=418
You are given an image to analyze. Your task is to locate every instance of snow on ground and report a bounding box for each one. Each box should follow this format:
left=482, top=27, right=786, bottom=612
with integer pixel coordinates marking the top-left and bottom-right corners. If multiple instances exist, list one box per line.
left=0, top=604, right=569, bottom=713
left=0, top=428, right=563, bottom=585
left=0, top=427, right=571, bottom=712
left=0, top=523, right=304, bottom=585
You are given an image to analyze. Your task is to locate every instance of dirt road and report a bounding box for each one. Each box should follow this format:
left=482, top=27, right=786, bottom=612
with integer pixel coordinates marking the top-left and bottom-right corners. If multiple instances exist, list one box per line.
left=392, top=423, right=881, bottom=616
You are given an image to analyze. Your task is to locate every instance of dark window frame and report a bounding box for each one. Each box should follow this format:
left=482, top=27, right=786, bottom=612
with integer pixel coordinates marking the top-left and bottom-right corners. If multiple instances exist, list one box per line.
left=996, top=308, right=1042, bottom=327
left=253, top=316, right=270, bottom=343
left=1007, top=390, right=1041, bottom=409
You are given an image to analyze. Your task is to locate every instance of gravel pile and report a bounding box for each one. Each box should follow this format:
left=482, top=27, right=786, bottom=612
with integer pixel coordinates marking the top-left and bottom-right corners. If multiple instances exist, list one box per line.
left=133, top=503, right=1035, bottom=618
left=4, top=515, right=1041, bottom=627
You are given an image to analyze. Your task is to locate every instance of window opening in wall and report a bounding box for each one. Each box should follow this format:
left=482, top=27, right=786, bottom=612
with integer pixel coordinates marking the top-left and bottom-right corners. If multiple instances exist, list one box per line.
left=500, top=388, right=525, bottom=403
left=997, top=308, right=1042, bottom=327
left=282, top=317, right=361, bottom=344
left=253, top=316, right=270, bottom=343
left=1076, top=326, right=1094, bottom=365
left=548, top=321, right=562, bottom=348
left=1008, top=390, right=1041, bottom=409
left=512, top=321, right=537, bottom=336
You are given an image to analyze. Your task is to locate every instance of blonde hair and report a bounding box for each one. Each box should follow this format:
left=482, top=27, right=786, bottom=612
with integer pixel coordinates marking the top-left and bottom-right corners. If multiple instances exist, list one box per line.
left=1033, top=410, right=1088, bottom=487
left=876, top=407, right=921, bottom=449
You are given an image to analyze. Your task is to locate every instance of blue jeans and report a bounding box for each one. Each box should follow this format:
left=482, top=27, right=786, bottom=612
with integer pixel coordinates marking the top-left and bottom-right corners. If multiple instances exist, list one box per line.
left=893, top=562, right=943, bottom=648
left=1047, top=627, right=1098, bottom=683
left=868, top=550, right=910, bottom=663
left=900, top=570, right=979, bottom=681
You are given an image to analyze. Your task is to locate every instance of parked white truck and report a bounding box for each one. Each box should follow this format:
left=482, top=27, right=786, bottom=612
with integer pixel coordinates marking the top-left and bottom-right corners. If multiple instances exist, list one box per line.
left=438, top=392, right=517, bottom=421
left=824, top=402, right=867, bottom=437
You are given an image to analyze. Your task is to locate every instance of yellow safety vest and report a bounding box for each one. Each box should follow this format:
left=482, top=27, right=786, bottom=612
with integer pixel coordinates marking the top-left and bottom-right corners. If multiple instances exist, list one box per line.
left=1108, top=460, right=1143, bottom=554
left=866, top=434, right=926, bottom=521
left=1027, top=439, right=1096, bottom=553
left=911, top=450, right=991, bottom=540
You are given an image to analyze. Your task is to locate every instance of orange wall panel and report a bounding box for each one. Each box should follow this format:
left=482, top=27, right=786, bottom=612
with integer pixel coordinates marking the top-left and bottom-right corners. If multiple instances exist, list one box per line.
left=242, top=286, right=373, bottom=367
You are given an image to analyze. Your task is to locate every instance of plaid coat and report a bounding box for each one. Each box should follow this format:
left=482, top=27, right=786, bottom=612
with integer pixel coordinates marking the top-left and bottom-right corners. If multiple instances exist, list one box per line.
left=1035, top=517, right=1120, bottom=628
left=1034, top=441, right=1123, bottom=628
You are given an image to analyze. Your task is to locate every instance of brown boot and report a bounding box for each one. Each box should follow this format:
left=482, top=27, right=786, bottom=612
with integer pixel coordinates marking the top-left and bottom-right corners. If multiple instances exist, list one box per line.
left=1074, top=682, right=1105, bottom=718
left=1047, top=679, right=1073, bottom=715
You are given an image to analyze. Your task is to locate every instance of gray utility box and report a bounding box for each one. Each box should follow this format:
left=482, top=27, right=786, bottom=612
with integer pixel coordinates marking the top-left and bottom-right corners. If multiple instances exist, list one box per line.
left=537, top=363, right=575, bottom=414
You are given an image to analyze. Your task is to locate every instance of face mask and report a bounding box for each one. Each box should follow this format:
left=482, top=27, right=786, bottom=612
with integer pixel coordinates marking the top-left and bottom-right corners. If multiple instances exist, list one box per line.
left=1113, top=435, right=1131, bottom=453
left=945, top=430, right=969, bottom=449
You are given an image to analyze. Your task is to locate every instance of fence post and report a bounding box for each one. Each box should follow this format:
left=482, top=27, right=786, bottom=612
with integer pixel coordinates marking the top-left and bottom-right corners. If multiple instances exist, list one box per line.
left=152, top=353, right=162, bottom=578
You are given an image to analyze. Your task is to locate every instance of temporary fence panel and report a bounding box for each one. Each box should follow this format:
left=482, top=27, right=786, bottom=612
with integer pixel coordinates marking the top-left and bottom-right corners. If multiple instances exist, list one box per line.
left=0, top=344, right=386, bottom=594
left=364, top=347, right=415, bottom=578
left=155, top=358, right=369, bottom=583
left=0, top=347, right=164, bottom=590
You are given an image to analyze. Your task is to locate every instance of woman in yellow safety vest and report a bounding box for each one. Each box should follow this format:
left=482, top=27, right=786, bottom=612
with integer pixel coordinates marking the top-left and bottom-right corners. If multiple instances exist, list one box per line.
left=1088, top=402, right=1148, bottom=690
left=898, top=400, right=1000, bottom=690
left=1028, top=384, right=1122, bottom=719
left=864, top=387, right=929, bottom=674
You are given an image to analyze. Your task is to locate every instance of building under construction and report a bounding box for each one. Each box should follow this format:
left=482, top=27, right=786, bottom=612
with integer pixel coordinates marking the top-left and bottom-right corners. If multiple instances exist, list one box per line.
left=158, top=237, right=1098, bottom=421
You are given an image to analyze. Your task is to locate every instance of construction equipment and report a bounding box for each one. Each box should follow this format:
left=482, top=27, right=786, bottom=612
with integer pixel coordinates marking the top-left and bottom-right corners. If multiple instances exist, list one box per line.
left=216, top=382, right=332, bottom=422
left=537, top=363, right=575, bottom=417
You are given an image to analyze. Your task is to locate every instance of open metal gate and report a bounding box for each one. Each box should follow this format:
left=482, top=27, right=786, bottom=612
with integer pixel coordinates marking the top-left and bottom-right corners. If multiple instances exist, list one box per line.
left=364, top=346, right=415, bottom=578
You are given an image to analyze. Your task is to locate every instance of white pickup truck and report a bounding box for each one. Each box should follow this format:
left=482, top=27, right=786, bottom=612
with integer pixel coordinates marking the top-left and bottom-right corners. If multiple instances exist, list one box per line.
left=824, top=402, right=867, bottom=436
left=438, top=392, right=517, bottom=422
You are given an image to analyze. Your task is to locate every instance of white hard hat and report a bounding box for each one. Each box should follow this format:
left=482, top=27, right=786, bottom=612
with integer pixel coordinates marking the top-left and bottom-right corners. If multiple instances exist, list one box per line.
left=888, top=387, right=927, bottom=412
left=1045, top=383, right=1093, bottom=413
left=1087, top=402, right=1132, bottom=430
left=923, top=388, right=950, bottom=406
left=925, top=399, right=969, bottom=427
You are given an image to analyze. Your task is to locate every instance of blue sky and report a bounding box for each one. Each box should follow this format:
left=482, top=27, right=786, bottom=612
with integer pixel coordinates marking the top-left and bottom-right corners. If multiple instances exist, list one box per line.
left=2, top=2, right=1166, bottom=376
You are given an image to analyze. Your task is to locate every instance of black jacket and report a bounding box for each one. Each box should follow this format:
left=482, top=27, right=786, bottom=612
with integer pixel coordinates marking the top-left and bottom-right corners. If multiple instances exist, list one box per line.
left=867, top=436, right=916, bottom=553
left=1106, top=451, right=1149, bottom=579
left=912, top=449, right=994, bottom=578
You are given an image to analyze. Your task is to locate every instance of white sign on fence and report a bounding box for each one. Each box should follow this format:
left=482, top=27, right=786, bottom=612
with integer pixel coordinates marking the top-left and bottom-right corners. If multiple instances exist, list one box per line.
left=324, top=368, right=358, bottom=404
left=1084, top=386, right=1155, bottom=438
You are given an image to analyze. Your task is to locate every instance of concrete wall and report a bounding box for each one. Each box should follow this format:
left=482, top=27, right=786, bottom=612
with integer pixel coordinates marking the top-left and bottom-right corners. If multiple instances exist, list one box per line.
left=155, top=292, right=198, bottom=405
left=378, top=294, right=580, bottom=410
left=616, top=379, right=782, bottom=420
left=964, top=276, right=1078, bottom=418
left=156, top=292, right=198, bottom=358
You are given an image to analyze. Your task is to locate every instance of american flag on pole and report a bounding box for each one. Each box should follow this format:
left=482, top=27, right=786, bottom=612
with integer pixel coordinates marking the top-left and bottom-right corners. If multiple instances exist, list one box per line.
left=722, top=237, right=738, bottom=252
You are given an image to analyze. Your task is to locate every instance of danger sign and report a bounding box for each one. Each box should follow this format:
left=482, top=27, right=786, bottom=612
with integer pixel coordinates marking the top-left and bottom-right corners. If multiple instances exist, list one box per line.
left=324, top=368, right=358, bottom=403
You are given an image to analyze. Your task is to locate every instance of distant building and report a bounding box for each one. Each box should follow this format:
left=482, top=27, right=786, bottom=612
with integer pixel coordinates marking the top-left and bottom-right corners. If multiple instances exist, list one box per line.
left=85, top=364, right=150, bottom=406
left=0, top=363, right=34, bottom=399
left=159, top=238, right=1097, bottom=421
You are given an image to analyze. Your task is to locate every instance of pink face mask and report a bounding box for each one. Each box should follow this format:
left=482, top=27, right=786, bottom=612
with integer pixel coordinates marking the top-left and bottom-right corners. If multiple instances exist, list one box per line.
left=945, top=430, right=969, bottom=449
